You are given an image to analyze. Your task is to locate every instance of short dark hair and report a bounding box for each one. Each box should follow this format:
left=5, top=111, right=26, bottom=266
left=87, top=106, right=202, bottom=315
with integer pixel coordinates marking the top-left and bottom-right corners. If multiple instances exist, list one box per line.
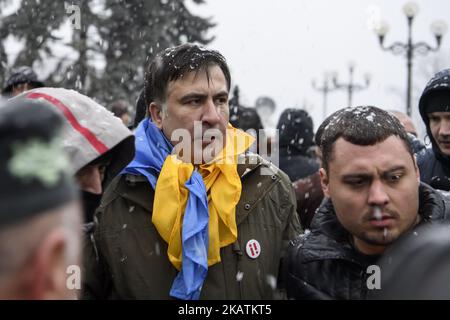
left=318, top=106, right=413, bottom=172
left=110, top=99, right=130, bottom=118
left=144, top=43, right=231, bottom=107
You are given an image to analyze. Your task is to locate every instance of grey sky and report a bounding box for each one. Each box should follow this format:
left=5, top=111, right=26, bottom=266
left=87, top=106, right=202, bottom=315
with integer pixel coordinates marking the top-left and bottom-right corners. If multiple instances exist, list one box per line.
left=188, top=0, right=450, bottom=134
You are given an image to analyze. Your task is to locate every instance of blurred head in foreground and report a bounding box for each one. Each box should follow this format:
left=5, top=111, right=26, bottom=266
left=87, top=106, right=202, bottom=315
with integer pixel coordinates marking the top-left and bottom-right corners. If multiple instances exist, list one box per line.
left=0, top=98, right=82, bottom=299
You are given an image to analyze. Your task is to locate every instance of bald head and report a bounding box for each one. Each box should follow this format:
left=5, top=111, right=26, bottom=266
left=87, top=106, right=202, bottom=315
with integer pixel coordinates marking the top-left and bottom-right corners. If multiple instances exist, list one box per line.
left=0, top=201, right=82, bottom=299
left=390, top=111, right=418, bottom=137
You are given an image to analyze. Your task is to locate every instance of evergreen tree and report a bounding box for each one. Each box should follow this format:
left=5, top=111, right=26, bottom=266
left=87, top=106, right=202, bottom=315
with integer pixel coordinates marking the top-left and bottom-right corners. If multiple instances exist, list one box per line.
left=48, top=0, right=102, bottom=97
left=0, top=0, right=66, bottom=70
left=99, top=0, right=215, bottom=104
left=0, top=0, right=214, bottom=106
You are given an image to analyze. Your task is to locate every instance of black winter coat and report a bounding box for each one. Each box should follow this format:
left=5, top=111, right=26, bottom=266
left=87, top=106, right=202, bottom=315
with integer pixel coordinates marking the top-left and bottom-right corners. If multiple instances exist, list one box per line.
left=418, top=68, right=450, bottom=191
left=278, top=148, right=319, bottom=182
left=418, top=148, right=450, bottom=191
left=283, top=183, right=450, bottom=300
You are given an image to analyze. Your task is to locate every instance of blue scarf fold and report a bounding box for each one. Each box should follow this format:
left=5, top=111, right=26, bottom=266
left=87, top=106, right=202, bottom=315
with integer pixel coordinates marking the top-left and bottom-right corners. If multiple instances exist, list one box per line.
left=122, top=119, right=209, bottom=300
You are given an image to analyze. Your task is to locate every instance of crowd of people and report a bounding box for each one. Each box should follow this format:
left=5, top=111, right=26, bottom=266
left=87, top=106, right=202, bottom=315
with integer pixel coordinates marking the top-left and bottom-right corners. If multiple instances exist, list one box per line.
left=1, top=43, right=450, bottom=300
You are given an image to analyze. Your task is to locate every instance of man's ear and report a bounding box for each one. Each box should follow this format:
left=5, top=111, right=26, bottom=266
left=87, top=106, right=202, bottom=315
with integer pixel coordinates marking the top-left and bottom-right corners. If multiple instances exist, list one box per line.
left=149, top=102, right=163, bottom=128
left=319, top=168, right=330, bottom=198
left=24, top=230, right=68, bottom=300
left=414, top=154, right=420, bottom=184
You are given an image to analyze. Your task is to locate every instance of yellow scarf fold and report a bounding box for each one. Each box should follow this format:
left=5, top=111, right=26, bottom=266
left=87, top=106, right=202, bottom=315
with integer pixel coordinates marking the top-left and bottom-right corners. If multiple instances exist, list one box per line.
left=152, top=124, right=255, bottom=270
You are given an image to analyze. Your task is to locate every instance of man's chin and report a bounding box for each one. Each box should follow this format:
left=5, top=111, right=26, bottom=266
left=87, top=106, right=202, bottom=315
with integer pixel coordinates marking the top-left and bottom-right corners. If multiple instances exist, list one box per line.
left=438, top=145, right=450, bottom=156
left=363, top=229, right=399, bottom=247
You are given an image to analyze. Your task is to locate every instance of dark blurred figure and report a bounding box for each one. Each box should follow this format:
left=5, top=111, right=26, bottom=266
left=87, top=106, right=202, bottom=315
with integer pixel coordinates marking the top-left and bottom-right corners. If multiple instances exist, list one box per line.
left=13, top=88, right=135, bottom=223
left=277, top=108, right=319, bottom=182
left=132, top=89, right=147, bottom=129
left=373, top=223, right=450, bottom=299
left=229, top=86, right=264, bottom=133
left=229, top=86, right=264, bottom=153
left=110, top=99, right=132, bottom=127
left=290, top=109, right=340, bottom=230
left=417, top=69, right=450, bottom=192
left=0, top=98, right=82, bottom=299
left=292, top=173, right=323, bottom=229
left=2, top=66, right=45, bottom=97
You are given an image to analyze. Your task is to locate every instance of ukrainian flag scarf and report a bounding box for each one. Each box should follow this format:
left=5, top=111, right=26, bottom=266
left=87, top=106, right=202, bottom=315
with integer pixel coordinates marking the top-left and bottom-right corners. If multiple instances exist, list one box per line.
left=122, top=118, right=255, bottom=299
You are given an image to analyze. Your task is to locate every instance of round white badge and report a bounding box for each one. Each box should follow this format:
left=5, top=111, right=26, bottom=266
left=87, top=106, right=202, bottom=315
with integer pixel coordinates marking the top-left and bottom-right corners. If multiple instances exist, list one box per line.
left=245, top=239, right=261, bottom=259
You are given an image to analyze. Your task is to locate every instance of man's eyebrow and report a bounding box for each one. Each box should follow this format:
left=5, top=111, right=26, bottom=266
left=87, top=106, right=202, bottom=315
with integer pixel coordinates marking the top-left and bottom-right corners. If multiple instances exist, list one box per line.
left=341, top=173, right=372, bottom=180
left=213, top=90, right=229, bottom=98
left=341, top=166, right=406, bottom=180
left=381, top=166, right=406, bottom=176
left=179, top=92, right=207, bottom=101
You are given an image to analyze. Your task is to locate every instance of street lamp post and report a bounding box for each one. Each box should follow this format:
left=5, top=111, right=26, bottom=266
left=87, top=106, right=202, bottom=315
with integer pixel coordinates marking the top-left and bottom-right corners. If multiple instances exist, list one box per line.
left=332, top=63, right=370, bottom=108
left=374, top=2, right=447, bottom=116
left=312, top=73, right=337, bottom=120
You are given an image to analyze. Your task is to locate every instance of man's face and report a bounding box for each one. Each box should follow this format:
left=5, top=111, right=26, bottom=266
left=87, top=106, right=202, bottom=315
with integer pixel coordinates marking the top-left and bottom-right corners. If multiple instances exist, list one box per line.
left=428, top=112, right=450, bottom=156
left=75, top=163, right=107, bottom=194
left=12, top=83, right=32, bottom=97
left=320, top=136, right=420, bottom=255
left=151, top=65, right=229, bottom=164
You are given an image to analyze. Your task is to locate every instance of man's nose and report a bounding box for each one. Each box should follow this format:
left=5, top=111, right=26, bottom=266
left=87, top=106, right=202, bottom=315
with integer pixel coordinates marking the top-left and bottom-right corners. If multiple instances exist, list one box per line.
left=439, top=118, right=450, bottom=136
left=201, top=99, right=221, bottom=125
left=367, top=180, right=389, bottom=207
left=76, top=165, right=103, bottom=195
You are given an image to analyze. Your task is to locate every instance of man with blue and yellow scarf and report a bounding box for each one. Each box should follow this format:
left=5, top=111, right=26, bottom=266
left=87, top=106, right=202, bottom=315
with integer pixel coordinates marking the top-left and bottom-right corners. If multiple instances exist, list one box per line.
left=82, top=44, right=301, bottom=300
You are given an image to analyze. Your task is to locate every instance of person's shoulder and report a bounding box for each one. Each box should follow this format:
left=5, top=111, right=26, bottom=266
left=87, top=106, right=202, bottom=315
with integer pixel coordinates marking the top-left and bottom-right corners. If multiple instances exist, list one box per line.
left=237, top=153, right=294, bottom=203
left=238, top=152, right=292, bottom=181
left=419, top=183, right=450, bottom=222
left=438, top=190, right=450, bottom=218
left=417, top=147, right=435, bottom=164
left=96, top=173, right=154, bottom=228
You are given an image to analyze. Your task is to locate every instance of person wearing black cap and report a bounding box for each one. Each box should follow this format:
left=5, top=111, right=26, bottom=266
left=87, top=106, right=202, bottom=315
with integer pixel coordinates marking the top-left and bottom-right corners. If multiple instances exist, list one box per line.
left=0, top=98, right=82, bottom=299
left=2, top=66, right=45, bottom=98
left=276, top=108, right=319, bottom=182
left=417, top=69, right=450, bottom=192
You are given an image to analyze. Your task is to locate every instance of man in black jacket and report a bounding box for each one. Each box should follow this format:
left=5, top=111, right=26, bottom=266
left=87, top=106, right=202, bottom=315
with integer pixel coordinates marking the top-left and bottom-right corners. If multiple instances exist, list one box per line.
left=417, top=69, right=450, bottom=192
left=284, top=106, right=450, bottom=300
left=277, top=108, right=319, bottom=182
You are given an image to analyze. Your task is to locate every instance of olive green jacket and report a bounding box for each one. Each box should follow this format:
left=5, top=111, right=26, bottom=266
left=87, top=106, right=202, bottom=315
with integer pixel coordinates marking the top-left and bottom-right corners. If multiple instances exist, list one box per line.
left=82, top=154, right=301, bottom=299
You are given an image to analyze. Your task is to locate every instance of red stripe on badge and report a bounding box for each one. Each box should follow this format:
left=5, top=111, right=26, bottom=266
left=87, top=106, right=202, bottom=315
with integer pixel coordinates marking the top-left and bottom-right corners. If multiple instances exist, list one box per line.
left=252, top=243, right=259, bottom=255
left=27, top=92, right=108, bottom=154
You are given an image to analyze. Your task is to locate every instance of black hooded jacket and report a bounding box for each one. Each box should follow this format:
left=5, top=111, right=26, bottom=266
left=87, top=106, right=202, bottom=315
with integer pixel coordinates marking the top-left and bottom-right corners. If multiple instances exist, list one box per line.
left=277, top=109, right=319, bottom=182
left=417, top=69, right=450, bottom=191
left=283, top=183, right=450, bottom=300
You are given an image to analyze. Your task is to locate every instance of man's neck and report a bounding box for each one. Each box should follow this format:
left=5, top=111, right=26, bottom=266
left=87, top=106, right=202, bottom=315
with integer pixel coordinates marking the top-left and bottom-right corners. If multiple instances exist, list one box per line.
left=353, top=238, right=386, bottom=256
